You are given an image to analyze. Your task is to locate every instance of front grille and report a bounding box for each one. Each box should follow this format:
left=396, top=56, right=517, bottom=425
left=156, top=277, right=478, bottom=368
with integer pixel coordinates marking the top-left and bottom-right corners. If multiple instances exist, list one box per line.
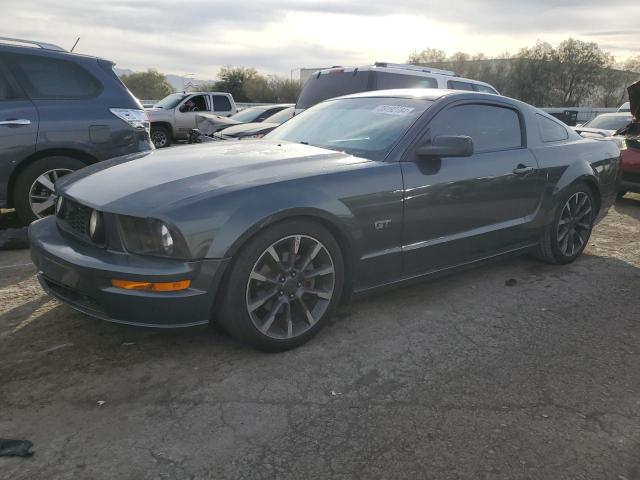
left=43, top=276, right=106, bottom=316
left=57, top=197, right=92, bottom=240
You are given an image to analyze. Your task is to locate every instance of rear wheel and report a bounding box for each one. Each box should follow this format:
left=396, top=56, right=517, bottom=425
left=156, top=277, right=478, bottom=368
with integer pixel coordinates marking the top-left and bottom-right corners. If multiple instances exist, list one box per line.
left=218, top=219, right=344, bottom=351
left=13, top=156, right=86, bottom=224
left=151, top=125, right=172, bottom=148
left=536, top=183, right=595, bottom=264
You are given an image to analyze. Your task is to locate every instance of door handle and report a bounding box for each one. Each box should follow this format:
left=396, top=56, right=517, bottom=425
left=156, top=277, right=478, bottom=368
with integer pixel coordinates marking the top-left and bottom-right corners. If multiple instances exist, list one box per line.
left=0, top=119, right=31, bottom=126
left=513, top=165, right=535, bottom=176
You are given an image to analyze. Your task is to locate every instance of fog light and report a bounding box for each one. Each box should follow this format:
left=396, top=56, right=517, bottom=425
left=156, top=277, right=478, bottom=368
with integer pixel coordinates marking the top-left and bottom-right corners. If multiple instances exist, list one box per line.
left=111, top=279, right=191, bottom=292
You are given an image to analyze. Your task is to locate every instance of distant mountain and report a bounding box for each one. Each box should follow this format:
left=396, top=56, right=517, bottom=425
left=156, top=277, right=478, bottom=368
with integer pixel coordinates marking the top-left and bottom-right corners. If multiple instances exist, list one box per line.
left=113, top=68, right=215, bottom=92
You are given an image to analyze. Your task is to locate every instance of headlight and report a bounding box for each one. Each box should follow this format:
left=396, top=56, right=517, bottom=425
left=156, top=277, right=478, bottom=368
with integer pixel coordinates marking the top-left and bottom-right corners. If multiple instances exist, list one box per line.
left=89, top=210, right=105, bottom=244
left=613, top=137, right=627, bottom=150
left=55, top=195, right=64, bottom=216
left=118, top=215, right=188, bottom=258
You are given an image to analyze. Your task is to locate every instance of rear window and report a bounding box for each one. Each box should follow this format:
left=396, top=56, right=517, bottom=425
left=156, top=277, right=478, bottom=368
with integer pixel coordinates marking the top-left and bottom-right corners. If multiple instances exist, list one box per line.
left=4, top=53, right=101, bottom=100
left=537, top=114, right=569, bottom=143
left=296, top=70, right=372, bottom=110
left=583, top=114, right=632, bottom=131
left=211, top=95, right=232, bottom=112
left=374, top=72, right=437, bottom=89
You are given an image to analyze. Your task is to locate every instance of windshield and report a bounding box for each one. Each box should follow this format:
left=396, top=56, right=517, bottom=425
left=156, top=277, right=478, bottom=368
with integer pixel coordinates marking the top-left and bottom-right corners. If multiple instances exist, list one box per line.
left=230, top=107, right=268, bottom=123
left=153, top=93, right=188, bottom=109
left=583, top=114, right=632, bottom=131
left=267, top=97, right=431, bottom=161
left=263, top=107, right=294, bottom=124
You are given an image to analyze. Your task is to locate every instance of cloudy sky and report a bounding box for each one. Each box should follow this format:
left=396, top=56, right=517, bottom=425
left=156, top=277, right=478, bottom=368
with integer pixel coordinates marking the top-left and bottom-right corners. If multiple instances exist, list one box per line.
left=2, top=0, right=638, bottom=80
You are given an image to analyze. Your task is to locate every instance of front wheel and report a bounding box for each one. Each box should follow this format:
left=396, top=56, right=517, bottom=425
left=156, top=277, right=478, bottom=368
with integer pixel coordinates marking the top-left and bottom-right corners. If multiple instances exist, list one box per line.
left=536, top=183, right=595, bottom=264
left=218, top=219, right=344, bottom=351
left=13, top=156, right=86, bottom=224
left=151, top=125, right=172, bottom=148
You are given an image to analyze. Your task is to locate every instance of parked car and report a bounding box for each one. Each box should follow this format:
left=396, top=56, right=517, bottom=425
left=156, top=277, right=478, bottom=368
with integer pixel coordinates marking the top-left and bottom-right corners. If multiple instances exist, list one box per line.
left=295, top=62, right=499, bottom=114
left=618, top=102, right=631, bottom=112
left=30, top=89, right=619, bottom=351
left=213, top=106, right=294, bottom=140
left=194, top=104, right=293, bottom=138
left=616, top=82, right=640, bottom=196
left=0, top=36, right=152, bottom=224
left=147, top=92, right=237, bottom=148
left=574, top=113, right=633, bottom=151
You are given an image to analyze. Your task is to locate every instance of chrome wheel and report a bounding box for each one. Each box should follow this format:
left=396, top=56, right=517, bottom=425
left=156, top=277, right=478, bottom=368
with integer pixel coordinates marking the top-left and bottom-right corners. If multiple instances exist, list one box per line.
left=246, top=234, right=335, bottom=340
left=29, top=168, right=73, bottom=218
left=557, top=191, right=592, bottom=257
left=152, top=130, right=168, bottom=148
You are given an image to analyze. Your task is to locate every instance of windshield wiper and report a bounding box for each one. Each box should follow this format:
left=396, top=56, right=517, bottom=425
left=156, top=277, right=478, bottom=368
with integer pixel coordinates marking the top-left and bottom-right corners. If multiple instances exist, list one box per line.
left=299, top=141, right=309, bottom=145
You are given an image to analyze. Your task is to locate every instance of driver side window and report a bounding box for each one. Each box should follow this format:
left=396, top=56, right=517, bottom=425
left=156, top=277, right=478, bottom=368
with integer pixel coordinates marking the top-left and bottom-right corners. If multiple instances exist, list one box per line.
left=180, top=95, right=208, bottom=112
left=430, top=104, right=523, bottom=153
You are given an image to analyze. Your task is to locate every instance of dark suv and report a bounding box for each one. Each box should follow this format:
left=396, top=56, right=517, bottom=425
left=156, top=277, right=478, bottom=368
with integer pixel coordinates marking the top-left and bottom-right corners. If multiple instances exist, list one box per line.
left=0, top=37, right=152, bottom=223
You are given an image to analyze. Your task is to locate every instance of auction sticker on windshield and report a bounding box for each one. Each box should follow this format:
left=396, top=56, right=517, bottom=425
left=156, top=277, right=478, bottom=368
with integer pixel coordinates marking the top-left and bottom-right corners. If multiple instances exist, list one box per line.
left=372, top=105, right=416, bottom=116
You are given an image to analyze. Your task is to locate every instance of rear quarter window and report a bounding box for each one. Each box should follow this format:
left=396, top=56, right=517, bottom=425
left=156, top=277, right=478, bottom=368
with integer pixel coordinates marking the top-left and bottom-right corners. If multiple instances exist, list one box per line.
left=447, top=80, right=475, bottom=91
left=537, top=114, right=569, bottom=143
left=212, top=95, right=232, bottom=111
left=4, top=53, right=102, bottom=100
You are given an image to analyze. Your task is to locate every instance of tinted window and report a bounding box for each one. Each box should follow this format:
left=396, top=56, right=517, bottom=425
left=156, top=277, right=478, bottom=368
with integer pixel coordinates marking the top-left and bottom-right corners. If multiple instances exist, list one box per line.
left=5, top=54, right=101, bottom=99
left=432, top=104, right=523, bottom=152
left=537, top=114, right=569, bottom=142
left=263, top=107, right=294, bottom=124
left=375, top=72, right=437, bottom=89
left=296, top=70, right=372, bottom=110
left=211, top=95, right=232, bottom=111
left=0, top=68, right=20, bottom=100
left=582, top=114, right=632, bottom=131
left=267, top=97, right=432, bottom=161
left=447, top=80, right=475, bottom=91
left=230, top=106, right=269, bottom=122
left=257, top=106, right=286, bottom=121
left=474, top=84, right=498, bottom=94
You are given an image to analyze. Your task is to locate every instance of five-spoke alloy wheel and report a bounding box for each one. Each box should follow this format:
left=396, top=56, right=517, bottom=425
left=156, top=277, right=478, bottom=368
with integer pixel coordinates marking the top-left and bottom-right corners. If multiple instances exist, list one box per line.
left=219, top=219, right=344, bottom=351
left=556, top=191, right=592, bottom=257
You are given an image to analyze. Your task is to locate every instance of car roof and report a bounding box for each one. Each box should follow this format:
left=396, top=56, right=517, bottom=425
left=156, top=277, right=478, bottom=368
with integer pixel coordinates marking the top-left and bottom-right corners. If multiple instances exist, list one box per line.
left=591, top=112, right=633, bottom=118
left=335, top=88, right=477, bottom=102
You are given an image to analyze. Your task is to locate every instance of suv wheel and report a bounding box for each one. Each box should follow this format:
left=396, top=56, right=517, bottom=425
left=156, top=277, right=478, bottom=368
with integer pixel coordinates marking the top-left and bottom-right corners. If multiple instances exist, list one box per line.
left=151, top=125, right=172, bottom=148
left=13, top=156, right=86, bottom=224
left=219, top=219, right=344, bottom=351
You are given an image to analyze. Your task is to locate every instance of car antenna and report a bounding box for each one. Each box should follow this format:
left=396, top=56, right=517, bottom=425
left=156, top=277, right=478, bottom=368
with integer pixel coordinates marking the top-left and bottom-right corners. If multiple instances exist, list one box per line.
left=70, top=37, right=80, bottom=52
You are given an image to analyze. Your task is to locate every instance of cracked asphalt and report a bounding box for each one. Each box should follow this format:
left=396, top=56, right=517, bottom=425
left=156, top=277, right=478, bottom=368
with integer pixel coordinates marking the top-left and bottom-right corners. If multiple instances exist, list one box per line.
left=1, top=195, right=639, bottom=480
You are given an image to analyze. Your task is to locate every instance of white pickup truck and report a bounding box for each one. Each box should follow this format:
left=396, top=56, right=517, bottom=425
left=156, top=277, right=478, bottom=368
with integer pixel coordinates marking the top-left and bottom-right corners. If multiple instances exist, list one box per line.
left=147, top=92, right=237, bottom=148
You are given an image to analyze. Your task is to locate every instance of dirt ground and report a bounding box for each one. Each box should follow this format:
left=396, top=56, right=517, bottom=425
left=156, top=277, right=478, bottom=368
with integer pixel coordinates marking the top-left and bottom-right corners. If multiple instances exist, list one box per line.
left=1, top=196, right=639, bottom=480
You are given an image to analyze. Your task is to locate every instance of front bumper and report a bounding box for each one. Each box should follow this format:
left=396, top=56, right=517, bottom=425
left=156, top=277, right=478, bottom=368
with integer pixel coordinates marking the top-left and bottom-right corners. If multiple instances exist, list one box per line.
left=29, top=216, right=230, bottom=328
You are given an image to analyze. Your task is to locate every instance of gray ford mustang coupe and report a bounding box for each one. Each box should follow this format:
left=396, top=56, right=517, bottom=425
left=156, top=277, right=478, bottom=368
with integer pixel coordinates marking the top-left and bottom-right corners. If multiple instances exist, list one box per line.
left=29, top=89, right=621, bottom=351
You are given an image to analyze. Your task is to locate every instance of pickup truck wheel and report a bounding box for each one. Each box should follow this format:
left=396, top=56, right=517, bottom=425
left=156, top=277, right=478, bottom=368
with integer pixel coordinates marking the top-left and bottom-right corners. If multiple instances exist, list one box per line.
left=151, top=125, right=171, bottom=148
left=219, top=219, right=344, bottom=352
left=13, top=156, right=86, bottom=224
left=536, top=183, right=595, bottom=265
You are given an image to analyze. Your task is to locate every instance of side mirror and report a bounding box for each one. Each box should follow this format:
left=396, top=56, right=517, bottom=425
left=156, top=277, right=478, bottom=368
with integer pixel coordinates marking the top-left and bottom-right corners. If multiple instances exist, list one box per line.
left=416, top=135, right=474, bottom=158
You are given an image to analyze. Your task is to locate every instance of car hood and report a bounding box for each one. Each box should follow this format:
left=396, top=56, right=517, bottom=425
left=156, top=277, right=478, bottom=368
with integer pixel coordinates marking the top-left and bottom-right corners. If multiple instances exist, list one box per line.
left=195, top=113, right=240, bottom=134
left=57, top=141, right=370, bottom=215
left=573, top=126, right=615, bottom=138
left=629, top=80, right=640, bottom=118
left=218, top=122, right=279, bottom=138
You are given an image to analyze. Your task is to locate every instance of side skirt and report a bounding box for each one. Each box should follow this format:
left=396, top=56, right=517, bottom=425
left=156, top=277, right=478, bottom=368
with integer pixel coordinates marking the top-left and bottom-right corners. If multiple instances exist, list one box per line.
left=351, top=242, right=538, bottom=299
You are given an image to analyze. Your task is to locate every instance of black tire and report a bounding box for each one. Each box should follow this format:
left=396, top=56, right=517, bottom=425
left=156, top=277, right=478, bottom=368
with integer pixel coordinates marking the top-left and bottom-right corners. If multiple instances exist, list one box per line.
left=218, top=219, right=344, bottom=352
left=13, top=156, right=86, bottom=224
left=151, top=125, right=172, bottom=148
left=535, top=182, right=595, bottom=265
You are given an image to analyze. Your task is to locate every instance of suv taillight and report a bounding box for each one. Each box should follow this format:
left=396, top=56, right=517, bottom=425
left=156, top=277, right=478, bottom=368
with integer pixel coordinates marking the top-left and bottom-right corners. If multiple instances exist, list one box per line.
left=110, top=108, right=149, bottom=132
